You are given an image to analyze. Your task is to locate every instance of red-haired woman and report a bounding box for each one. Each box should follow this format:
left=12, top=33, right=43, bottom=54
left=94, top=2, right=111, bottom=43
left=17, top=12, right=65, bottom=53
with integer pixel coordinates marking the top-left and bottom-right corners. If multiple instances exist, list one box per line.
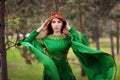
left=18, top=12, right=116, bottom=80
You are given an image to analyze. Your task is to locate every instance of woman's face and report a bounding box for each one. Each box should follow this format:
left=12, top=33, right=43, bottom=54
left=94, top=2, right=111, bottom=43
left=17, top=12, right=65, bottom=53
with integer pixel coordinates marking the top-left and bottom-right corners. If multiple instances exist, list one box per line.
left=51, top=18, right=63, bottom=33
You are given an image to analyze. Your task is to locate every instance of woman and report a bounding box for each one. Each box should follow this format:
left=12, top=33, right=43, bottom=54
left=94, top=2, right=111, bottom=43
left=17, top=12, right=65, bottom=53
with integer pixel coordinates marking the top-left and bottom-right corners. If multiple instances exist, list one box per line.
left=18, top=12, right=116, bottom=80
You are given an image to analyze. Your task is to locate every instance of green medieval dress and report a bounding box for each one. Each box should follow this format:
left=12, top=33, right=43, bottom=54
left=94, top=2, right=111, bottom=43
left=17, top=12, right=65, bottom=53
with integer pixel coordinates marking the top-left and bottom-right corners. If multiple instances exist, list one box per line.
left=18, top=27, right=116, bottom=80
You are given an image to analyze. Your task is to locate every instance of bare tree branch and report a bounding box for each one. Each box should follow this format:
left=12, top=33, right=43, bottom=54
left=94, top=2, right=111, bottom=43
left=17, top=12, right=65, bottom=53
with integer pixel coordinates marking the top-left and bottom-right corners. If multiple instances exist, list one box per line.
left=6, top=28, right=20, bottom=50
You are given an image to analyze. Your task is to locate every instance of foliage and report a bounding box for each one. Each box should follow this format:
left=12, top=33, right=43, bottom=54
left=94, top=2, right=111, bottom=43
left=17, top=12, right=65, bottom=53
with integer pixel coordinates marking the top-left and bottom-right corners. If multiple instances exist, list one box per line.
left=109, top=4, right=120, bottom=20
left=4, top=0, right=120, bottom=63
left=5, top=0, right=120, bottom=34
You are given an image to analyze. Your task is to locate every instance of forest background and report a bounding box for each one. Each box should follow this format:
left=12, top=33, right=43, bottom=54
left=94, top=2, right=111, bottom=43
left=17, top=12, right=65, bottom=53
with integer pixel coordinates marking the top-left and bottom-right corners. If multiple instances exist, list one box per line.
left=0, top=0, right=120, bottom=80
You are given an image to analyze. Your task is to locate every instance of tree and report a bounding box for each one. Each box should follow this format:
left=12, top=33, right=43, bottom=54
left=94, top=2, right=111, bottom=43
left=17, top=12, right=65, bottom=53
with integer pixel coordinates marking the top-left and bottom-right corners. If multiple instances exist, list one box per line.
left=109, top=19, right=115, bottom=57
left=116, top=20, right=119, bottom=54
left=53, top=0, right=59, bottom=11
left=109, top=4, right=120, bottom=56
left=0, top=0, right=8, bottom=80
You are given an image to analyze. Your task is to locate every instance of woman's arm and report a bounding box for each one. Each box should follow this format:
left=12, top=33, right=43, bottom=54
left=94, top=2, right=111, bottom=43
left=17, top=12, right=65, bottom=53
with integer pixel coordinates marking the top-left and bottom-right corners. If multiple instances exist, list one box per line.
left=36, top=19, right=50, bottom=32
left=23, top=30, right=39, bottom=42
left=20, top=19, right=50, bottom=42
left=65, top=20, right=80, bottom=42
left=69, top=27, right=80, bottom=42
left=78, top=32, right=89, bottom=46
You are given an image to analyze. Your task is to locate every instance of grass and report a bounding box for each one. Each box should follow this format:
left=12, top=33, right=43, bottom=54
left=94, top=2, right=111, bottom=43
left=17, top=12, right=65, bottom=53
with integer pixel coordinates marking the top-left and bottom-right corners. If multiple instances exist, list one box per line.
left=0, top=38, right=120, bottom=80
left=114, top=54, right=120, bottom=80
left=6, top=48, right=44, bottom=80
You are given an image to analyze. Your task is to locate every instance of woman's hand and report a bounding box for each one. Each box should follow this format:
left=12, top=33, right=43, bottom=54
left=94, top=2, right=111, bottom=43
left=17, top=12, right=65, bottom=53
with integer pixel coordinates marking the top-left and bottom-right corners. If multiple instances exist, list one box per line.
left=36, top=19, right=50, bottom=32
left=65, top=20, right=71, bottom=30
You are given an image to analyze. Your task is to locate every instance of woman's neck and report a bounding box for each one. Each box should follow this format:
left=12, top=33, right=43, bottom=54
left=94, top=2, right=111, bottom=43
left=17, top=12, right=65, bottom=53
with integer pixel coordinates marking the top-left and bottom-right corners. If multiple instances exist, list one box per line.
left=53, top=31, right=62, bottom=35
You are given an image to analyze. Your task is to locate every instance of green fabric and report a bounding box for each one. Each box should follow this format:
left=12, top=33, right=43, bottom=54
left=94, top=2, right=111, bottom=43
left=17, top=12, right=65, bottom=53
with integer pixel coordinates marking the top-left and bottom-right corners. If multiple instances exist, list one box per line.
left=42, top=35, right=75, bottom=80
left=77, top=31, right=88, bottom=46
left=18, top=27, right=116, bottom=80
left=18, top=30, right=60, bottom=80
left=69, top=28, right=116, bottom=80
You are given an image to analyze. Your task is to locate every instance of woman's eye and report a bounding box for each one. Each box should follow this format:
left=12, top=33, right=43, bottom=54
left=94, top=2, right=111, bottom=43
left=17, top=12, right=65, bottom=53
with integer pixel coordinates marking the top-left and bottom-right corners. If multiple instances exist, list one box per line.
left=58, top=21, right=61, bottom=23
left=51, top=20, right=62, bottom=23
left=52, top=21, right=55, bottom=23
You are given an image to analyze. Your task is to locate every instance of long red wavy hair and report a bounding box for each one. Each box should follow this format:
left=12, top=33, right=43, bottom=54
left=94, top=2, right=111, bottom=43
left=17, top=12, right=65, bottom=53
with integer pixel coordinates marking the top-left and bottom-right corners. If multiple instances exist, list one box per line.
left=37, top=12, right=69, bottom=39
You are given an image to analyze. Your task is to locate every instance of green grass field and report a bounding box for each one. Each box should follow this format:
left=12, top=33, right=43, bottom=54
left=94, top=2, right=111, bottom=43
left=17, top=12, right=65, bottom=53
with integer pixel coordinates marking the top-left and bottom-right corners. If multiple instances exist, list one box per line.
left=0, top=38, right=120, bottom=80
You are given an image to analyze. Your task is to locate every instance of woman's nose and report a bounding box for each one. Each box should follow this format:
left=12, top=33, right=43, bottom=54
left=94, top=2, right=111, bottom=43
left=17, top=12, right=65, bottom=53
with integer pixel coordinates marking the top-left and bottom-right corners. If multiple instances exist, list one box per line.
left=54, top=22, right=58, bottom=25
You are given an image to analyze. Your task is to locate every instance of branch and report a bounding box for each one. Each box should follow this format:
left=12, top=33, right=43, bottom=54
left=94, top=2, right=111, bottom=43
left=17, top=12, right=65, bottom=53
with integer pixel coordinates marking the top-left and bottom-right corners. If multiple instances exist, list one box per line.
left=6, top=28, right=20, bottom=50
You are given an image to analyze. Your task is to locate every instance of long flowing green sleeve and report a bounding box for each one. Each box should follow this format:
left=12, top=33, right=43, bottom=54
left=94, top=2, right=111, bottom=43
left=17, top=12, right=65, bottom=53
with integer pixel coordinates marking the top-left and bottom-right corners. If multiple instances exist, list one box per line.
left=69, top=27, right=116, bottom=80
left=18, top=30, right=60, bottom=80
left=77, top=31, right=88, bottom=46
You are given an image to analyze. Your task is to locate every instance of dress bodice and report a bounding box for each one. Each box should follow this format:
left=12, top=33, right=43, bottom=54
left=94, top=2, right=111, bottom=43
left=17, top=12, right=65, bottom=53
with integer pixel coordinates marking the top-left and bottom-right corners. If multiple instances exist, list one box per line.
left=42, top=35, right=71, bottom=59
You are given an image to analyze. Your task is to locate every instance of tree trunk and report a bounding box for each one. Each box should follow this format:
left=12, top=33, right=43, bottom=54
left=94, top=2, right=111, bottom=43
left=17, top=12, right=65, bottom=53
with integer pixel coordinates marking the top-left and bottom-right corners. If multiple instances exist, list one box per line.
left=79, top=13, right=86, bottom=77
left=0, top=0, right=8, bottom=80
left=0, top=54, right=1, bottom=67
left=95, top=17, right=100, bottom=50
left=116, top=21, right=119, bottom=54
left=81, top=67, right=86, bottom=77
left=109, top=19, right=115, bottom=57
left=53, top=0, right=59, bottom=12
left=79, top=13, right=83, bottom=31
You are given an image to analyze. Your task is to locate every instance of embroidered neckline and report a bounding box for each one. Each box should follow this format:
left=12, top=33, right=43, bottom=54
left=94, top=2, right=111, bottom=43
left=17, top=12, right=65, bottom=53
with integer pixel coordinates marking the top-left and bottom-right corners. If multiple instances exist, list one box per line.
left=48, top=34, right=66, bottom=40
